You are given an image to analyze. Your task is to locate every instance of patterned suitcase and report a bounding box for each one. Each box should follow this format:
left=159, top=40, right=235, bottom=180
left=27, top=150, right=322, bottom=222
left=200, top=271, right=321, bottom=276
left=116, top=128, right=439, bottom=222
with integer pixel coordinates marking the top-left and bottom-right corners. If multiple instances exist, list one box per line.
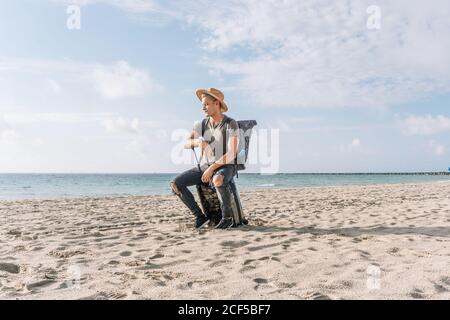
left=196, top=179, right=248, bottom=227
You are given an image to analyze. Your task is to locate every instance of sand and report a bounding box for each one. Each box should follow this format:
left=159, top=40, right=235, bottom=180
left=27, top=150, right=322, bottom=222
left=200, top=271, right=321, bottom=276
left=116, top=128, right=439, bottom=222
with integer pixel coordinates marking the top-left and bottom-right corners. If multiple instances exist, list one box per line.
left=1, top=181, right=450, bottom=300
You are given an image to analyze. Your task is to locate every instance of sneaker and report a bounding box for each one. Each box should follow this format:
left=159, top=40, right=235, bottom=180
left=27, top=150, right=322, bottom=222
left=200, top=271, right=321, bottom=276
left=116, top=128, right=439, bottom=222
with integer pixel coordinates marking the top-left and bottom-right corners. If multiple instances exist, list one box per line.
left=214, top=217, right=234, bottom=229
left=194, top=214, right=210, bottom=229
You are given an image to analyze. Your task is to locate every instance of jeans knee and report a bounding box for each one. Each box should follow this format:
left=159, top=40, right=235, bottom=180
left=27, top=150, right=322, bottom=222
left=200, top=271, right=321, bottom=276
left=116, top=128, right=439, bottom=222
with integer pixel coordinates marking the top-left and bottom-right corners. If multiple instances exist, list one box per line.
left=170, top=180, right=181, bottom=195
left=213, top=175, right=224, bottom=187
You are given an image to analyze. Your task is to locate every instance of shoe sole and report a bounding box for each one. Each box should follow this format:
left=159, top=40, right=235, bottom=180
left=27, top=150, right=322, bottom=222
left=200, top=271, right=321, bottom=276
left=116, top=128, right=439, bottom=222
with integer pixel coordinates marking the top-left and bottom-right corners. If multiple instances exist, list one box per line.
left=195, top=219, right=210, bottom=230
left=215, top=221, right=234, bottom=230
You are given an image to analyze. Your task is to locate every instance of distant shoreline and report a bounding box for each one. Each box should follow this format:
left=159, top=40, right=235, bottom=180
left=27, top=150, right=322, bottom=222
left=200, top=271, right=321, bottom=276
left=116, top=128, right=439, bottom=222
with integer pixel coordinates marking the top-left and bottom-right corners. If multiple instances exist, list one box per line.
left=1, top=172, right=449, bottom=175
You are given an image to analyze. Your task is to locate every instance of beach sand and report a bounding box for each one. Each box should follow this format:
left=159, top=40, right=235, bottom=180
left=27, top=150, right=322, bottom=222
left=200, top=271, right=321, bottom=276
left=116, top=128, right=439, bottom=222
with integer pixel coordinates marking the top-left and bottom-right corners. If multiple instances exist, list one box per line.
left=1, top=181, right=450, bottom=300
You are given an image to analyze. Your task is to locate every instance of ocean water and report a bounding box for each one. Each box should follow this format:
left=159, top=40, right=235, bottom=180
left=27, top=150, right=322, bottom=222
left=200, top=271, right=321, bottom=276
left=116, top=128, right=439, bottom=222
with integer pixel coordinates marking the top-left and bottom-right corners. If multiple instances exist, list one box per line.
left=0, top=173, right=449, bottom=201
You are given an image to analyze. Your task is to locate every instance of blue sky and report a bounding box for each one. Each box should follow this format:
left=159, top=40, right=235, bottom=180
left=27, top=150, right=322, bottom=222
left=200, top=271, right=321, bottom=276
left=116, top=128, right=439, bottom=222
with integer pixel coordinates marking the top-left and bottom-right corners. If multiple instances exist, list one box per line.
left=0, top=0, right=449, bottom=173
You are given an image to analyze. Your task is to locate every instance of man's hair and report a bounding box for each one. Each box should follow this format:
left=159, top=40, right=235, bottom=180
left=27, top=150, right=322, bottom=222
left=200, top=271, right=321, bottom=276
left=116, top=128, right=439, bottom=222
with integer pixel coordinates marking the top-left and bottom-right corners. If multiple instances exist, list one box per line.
left=201, top=93, right=218, bottom=102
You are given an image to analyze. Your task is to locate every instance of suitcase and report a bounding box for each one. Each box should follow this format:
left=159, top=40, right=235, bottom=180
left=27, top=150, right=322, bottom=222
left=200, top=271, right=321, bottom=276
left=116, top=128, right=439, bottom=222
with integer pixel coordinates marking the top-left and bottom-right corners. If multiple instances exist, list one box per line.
left=196, top=179, right=248, bottom=227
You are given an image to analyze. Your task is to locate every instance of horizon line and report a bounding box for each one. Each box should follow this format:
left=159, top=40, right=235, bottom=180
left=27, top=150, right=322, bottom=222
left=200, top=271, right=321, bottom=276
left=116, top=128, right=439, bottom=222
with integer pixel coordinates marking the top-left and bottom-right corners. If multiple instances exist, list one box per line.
left=1, top=171, right=449, bottom=175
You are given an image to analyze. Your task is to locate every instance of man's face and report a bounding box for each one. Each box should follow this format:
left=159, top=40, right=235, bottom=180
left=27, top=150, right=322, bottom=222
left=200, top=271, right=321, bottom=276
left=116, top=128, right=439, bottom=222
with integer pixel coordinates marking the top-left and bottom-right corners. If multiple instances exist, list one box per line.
left=201, top=95, right=220, bottom=116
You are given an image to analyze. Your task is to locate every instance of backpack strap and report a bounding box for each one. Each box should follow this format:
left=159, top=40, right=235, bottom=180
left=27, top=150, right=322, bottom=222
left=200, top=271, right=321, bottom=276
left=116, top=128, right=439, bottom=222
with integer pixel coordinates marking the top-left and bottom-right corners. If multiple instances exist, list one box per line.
left=222, top=116, right=239, bottom=178
left=201, top=117, right=208, bottom=137
left=199, top=118, right=209, bottom=167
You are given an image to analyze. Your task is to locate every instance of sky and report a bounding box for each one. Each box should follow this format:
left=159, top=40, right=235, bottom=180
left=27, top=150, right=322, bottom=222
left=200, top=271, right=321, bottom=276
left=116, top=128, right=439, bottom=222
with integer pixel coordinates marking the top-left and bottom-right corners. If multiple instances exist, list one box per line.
left=0, top=0, right=449, bottom=173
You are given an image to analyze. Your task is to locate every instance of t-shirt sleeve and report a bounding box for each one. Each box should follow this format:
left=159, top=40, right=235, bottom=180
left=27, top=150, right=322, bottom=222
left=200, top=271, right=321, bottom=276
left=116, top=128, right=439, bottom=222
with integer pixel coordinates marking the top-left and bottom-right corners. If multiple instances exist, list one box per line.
left=192, top=120, right=203, bottom=138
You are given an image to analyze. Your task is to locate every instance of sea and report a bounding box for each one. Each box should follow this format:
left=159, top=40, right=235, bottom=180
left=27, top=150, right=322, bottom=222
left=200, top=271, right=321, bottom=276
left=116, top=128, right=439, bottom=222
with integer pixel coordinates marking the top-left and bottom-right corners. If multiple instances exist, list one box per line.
left=0, top=173, right=449, bottom=201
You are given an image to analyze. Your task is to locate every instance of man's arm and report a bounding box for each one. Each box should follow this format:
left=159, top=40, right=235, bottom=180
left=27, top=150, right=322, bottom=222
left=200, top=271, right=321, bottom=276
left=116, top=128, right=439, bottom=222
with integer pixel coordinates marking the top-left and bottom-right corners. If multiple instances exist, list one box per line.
left=184, top=130, right=200, bottom=149
left=208, top=135, right=239, bottom=171
left=184, top=130, right=211, bottom=151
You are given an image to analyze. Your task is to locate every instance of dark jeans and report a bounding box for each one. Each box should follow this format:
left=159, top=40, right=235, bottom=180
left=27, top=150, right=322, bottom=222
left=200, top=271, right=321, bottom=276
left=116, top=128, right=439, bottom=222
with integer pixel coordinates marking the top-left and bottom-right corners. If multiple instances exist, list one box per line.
left=170, top=164, right=236, bottom=219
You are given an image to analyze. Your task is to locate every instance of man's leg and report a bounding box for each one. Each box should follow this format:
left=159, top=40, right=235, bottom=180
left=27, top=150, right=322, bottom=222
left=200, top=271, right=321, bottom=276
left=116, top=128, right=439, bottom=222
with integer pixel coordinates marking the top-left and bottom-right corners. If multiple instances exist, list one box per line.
left=170, top=167, right=204, bottom=218
left=212, top=165, right=236, bottom=228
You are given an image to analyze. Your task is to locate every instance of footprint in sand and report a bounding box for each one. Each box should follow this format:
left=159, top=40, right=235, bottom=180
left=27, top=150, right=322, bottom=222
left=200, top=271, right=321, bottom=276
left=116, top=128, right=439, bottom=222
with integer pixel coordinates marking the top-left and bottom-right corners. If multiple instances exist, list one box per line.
left=209, top=260, right=229, bottom=268
left=338, top=280, right=354, bottom=289
left=0, top=262, right=21, bottom=274
left=253, top=278, right=272, bottom=291
left=304, top=291, right=331, bottom=300
left=220, top=240, right=251, bottom=248
left=81, top=291, right=127, bottom=300
left=26, top=279, right=56, bottom=291
left=440, top=276, right=450, bottom=286
left=275, top=281, right=297, bottom=289
left=243, top=259, right=256, bottom=265
left=409, top=288, right=425, bottom=299
left=357, top=250, right=371, bottom=260
left=240, top=265, right=256, bottom=273
left=254, top=278, right=269, bottom=284
left=258, top=256, right=281, bottom=262
left=433, top=277, right=450, bottom=293
left=119, top=251, right=132, bottom=257
left=433, top=282, right=448, bottom=293
left=148, top=253, right=164, bottom=260
left=387, top=247, right=401, bottom=256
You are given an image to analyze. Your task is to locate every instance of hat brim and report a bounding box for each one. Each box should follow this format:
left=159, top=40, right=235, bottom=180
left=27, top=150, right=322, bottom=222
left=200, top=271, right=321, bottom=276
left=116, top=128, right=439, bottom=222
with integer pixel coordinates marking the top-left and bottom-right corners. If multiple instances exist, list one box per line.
left=196, top=89, right=228, bottom=112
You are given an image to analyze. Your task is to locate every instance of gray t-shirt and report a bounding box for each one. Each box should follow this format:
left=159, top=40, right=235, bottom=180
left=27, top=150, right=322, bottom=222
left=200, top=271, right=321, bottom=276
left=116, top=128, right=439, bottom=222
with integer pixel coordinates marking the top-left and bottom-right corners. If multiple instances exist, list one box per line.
left=193, top=115, right=240, bottom=166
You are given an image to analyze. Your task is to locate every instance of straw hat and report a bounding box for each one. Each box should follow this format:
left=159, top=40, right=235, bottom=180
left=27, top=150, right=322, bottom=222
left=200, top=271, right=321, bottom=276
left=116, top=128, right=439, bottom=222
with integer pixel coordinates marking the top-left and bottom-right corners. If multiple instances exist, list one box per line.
left=195, top=88, right=228, bottom=112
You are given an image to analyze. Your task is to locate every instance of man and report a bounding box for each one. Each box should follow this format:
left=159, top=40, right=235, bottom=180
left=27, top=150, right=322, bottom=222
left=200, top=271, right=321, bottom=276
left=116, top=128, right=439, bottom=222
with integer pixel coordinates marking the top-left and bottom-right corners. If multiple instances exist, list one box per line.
left=170, top=88, right=240, bottom=230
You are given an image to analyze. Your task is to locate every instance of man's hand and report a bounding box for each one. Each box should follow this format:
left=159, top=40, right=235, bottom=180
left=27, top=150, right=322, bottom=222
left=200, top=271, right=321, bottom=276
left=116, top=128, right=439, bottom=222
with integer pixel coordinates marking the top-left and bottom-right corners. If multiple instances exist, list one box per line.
left=201, top=166, right=215, bottom=183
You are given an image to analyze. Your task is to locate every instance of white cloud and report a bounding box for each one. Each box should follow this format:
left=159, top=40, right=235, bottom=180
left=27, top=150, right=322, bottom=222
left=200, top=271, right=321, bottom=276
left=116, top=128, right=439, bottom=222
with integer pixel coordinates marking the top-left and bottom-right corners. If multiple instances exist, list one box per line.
left=46, top=79, right=62, bottom=94
left=0, top=57, right=161, bottom=100
left=1, top=112, right=185, bottom=134
left=429, top=140, right=446, bottom=156
left=350, top=139, right=361, bottom=148
left=1, top=112, right=116, bottom=126
left=401, top=115, right=450, bottom=136
left=98, top=0, right=158, bottom=12
left=101, top=116, right=172, bottom=158
left=0, top=129, right=17, bottom=142
left=45, top=1, right=450, bottom=108
left=267, top=117, right=320, bottom=132
left=52, top=0, right=176, bottom=16
left=32, top=138, right=45, bottom=147
left=87, top=61, right=160, bottom=99
left=0, top=118, right=18, bottom=144
left=103, top=116, right=141, bottom=134
left=338, top=138, right=363, bottom=152
left=45, top=0, right=450, bottom=108
left=290, top=117, right=321, bottom=124
left=175, top=0, right=450, bottom=108
left=0, top=116, right=15, bottom=142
